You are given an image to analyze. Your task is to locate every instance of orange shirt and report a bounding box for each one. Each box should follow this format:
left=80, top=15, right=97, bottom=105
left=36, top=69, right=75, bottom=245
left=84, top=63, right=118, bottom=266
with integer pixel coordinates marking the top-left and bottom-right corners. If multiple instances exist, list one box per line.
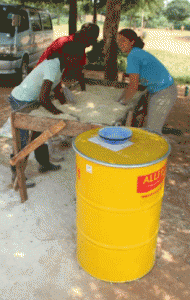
left=36, top=34, right=86, bottom=79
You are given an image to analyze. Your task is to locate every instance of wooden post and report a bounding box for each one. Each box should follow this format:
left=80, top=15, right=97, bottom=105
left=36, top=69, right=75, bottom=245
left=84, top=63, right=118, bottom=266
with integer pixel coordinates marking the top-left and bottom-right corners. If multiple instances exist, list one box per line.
left=93, top=0, right=97, bottom=24
left=10, top=121, right=66, bottom=166
left=125, top=110, right=133, bottom=127
left=69, top=0, right=77, bottom=35
left=10, top=119, right=66, bottom=203
left=103, top=0, right=122, bottom=82
left=11, top=112, right=28, bottom=202
left=13, top=131, right=33, bottom=191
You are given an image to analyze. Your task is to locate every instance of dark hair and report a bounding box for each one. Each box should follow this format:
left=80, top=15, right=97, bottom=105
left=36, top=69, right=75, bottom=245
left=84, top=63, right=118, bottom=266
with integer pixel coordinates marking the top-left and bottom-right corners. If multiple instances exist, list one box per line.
left=118, top=29, right=145, bottom=49
left=80, top=22, right=99, bottom=40
left=74, top=22, right=99, bottom=46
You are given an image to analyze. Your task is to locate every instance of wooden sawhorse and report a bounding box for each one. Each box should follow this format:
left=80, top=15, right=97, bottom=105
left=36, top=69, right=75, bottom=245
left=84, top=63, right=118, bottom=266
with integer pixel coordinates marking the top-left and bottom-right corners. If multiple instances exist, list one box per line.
left=10, top=111, right=101, bottom=203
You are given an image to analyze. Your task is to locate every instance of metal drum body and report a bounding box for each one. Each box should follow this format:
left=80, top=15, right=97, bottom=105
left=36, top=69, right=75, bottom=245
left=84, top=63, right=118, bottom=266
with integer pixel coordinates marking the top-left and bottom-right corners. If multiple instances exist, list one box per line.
left=73, top=128, right=170, bottom=282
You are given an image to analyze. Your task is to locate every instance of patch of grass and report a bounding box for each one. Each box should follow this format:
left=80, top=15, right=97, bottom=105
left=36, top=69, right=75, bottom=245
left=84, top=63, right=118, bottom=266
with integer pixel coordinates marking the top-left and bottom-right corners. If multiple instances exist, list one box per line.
left=146, top=49, right=190, bottom=84
left=172, top=76, right=190, bottom=84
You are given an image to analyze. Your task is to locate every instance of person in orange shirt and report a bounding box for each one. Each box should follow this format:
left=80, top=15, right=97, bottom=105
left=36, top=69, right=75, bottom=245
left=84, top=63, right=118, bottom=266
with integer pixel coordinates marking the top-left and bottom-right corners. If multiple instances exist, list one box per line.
left=8, top=45, right=85, bottom=188
left=36, top=23, right=99, bottom=95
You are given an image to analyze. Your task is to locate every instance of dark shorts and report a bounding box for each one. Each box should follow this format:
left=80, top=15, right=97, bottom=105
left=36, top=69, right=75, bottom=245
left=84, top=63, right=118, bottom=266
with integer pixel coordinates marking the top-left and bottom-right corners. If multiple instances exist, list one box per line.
left=7, top=95, right=38, bottom=149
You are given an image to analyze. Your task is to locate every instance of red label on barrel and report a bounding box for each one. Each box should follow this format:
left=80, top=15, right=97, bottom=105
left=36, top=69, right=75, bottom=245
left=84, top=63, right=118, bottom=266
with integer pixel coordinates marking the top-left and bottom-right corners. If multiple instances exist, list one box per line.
left=137, top=165, right=166, bottom=193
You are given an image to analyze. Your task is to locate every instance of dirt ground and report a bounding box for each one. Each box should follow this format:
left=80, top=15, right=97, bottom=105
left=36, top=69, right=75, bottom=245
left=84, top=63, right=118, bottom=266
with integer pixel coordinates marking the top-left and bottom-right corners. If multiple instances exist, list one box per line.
left=175, top=36, right=190, bottom=42
left=0, top=72, right=190, bottom=300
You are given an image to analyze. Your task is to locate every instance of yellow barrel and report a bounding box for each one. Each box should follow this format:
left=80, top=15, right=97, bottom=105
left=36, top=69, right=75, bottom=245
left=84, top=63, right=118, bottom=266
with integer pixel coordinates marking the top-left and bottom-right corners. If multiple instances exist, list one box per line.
left=73, top=127, right=170, bottom=282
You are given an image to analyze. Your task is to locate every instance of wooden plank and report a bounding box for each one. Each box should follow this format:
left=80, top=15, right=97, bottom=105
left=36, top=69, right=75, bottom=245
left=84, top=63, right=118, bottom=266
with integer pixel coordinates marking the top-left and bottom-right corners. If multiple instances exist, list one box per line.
left=16, top=160, right=28, bottom=203
left=13, top=157, right=28, bottom=191
left=13, top=114, right=101, bottom=136
left=11, top=112, right=28, bottom=202
left=10, top=120, right=66, bottom=166
left=85, top=78, right=129, bottom=88
left=84, top=77, right=146, bottom=91
left=13, top=131, right=33, bottom=191
left=11, top=112, right=21, bottom=152
left=125, top=110, right=134, bottom=127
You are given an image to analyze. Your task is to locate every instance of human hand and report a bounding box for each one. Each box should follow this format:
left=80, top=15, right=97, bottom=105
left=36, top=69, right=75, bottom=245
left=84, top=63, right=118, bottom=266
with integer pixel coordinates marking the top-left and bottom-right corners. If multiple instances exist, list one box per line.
left=115, top=97, right=126, bottom=104
left=52, top=109, right=62, bottom=115
left=116, top=92, right=125, bottom=103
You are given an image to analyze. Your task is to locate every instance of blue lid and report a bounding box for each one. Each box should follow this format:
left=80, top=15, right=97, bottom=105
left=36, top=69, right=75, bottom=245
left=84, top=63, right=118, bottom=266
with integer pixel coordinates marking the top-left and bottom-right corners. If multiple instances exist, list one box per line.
left=98, top=127, right=132, bottom=145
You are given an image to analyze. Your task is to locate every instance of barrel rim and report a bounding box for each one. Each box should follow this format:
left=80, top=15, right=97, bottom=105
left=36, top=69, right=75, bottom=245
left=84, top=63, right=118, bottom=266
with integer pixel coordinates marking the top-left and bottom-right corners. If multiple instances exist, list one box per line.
left=72, top=128, right=171, bottom=169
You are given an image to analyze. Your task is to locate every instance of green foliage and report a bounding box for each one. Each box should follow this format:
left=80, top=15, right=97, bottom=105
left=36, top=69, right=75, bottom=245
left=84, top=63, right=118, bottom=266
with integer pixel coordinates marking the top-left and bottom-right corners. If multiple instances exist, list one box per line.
left=120, top=0, right=165, bottom=28
left=173, top=76, right=190, bottom=84
left=117, top=54, right=127, bottom=72
left=147, top=49, right=190, bottom=84
left=2, top=0, right=68, bottom=9
left=78, top=0, right=94, bottom=15
left=173, top=21, right=190, bottom=30
left=147, top=10, right=171, bottom=29
left=97, top=6, right=106, bottom=17
left=121, top=0, right=164, bottom=14
left=5, top=0, right=165, bottom=29
left=2, top=0, right=23, bottom=4
left=52, top=15, right=69, bottom=26
left=182, top=18, right=190, bottom=31
left=165, top=0, right=190, bottom=22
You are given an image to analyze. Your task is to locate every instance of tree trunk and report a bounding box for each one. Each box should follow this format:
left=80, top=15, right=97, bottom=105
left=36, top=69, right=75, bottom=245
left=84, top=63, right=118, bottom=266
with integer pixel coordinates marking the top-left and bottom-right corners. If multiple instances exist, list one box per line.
left=93, top=0, right=97, bottom=24
left=57, top=7, right=60, bottom=25
left=69, top=0, right=77, bottom=35
left=141, top=10, right=144, bottom=29
left=103, top=0, right=122, bottom=81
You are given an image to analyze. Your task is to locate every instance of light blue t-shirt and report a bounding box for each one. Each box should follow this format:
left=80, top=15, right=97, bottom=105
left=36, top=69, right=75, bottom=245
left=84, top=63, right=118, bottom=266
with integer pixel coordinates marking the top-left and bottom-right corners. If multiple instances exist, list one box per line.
left=12, top=58, right=62, bottom=101
left=126, top=47, right=174, bottom=94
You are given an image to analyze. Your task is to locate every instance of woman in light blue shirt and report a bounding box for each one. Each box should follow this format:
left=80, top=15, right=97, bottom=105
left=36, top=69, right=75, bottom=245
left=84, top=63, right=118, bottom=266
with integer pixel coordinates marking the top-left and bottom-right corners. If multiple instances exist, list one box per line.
left=117, top=28, right=177, bottom=134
